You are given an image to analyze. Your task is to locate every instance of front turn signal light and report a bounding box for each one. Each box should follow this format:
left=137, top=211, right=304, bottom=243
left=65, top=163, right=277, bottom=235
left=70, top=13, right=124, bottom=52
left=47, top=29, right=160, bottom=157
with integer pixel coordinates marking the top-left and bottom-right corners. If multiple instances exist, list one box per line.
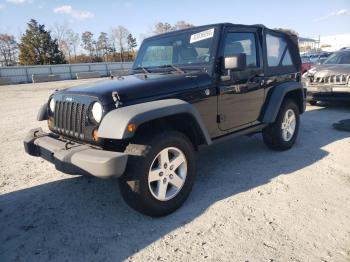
left=48, top=117, right=54, bottom=129
left=92, top=129, right=99, bottom=141
left=127, top=123, right=136, bottom=133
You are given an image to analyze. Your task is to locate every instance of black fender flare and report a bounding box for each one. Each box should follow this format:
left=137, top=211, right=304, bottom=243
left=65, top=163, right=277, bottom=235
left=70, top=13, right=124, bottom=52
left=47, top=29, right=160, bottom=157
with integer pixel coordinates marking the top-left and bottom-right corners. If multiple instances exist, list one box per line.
left=262, top=81, right=305, bottom=123
left=98, top=99, right=212, bottom=145
left=37, top=103, right=48, bottom=121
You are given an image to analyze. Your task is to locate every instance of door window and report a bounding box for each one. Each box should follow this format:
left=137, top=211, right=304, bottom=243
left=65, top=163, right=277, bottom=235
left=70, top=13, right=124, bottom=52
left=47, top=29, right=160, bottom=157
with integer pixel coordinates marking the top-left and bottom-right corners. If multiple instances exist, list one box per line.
left=223, top=32, right=258, bottom=68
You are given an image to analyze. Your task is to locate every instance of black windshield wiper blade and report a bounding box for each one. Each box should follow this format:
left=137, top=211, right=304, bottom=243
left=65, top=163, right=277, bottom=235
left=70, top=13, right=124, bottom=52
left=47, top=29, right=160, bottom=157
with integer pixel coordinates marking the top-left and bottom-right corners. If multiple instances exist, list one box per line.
left=158, top=64, right=185, bottom=74
left=133, top=66, right=150, bottom=74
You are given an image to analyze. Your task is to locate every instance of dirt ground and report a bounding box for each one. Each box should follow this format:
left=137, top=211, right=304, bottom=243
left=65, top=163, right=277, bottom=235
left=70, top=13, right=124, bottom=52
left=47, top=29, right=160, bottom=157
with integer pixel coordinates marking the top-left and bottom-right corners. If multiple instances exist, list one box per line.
left=0, top=80, right=349, bottom=262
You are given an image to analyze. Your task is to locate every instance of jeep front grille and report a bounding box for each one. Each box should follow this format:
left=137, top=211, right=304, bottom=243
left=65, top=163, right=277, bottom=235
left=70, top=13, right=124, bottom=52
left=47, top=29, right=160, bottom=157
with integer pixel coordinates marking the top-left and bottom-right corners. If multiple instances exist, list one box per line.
left=53, top=101, right=87, bottom=139
left=310, top=74, right=350, bottom=86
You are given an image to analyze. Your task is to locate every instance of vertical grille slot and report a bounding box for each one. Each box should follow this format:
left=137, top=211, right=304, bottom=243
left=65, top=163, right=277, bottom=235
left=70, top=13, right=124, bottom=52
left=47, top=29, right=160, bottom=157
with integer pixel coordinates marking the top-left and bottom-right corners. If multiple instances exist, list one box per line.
left=62, top=102, right=67, bottom=132
left=76, top=103, right=82, bottom=136
left=81, top=104, right=86, bottom=139
left=53, top=100, right=88, bottom=140
left=72, top=102, right=78, bottom=137
left=66, top=102, right=72, bottom=134
left=59, top=101, right=64, bottom=132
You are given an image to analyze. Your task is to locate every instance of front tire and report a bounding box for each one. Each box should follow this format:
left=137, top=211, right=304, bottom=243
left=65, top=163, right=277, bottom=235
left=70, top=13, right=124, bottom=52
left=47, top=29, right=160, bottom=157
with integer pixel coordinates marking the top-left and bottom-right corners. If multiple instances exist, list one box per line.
left=262, top=99, right=300, bottom=151
left=119, top=131, right=196, bottom=217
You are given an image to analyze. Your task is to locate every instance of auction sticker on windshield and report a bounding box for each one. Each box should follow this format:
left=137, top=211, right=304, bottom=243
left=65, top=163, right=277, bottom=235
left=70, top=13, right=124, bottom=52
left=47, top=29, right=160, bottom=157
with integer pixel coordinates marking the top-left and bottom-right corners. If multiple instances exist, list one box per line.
left=190, top=28, right=214, bottom=44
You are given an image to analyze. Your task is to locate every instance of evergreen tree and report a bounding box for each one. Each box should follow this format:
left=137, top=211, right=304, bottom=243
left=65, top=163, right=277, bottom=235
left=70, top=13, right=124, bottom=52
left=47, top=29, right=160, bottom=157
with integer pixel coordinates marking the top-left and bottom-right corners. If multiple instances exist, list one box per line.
left=19, top=19, right=66, bottom=65
left=127, top=33, right=137, bottom=61
left=127, top=33, right=137, bottom=52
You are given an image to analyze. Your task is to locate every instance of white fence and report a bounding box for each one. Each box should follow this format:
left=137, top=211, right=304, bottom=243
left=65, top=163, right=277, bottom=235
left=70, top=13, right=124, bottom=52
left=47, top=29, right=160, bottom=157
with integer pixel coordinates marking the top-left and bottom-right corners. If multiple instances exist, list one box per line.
left=0, top=62, right=133, bottom=85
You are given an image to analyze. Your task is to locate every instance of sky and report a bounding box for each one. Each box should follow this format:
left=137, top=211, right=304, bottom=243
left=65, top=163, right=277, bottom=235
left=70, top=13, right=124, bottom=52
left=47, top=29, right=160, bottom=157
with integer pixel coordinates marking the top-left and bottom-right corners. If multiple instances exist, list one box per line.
left=0, top=0, right=349, bottom=44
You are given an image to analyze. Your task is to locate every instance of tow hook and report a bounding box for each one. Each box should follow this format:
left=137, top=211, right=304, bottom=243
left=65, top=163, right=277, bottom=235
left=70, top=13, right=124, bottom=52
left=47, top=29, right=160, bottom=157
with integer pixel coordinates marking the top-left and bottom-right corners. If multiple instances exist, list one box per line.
left=64, top=141, right=76, bottom=150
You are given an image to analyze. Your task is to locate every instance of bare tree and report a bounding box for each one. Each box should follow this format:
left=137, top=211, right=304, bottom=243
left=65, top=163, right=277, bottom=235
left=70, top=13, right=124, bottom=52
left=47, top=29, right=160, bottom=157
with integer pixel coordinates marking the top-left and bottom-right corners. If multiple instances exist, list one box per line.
left=0, top=34, right=18, bottom=66
left=108, top=33, right=117, bottom=61
left=58, top=40, right=70, bottom=62
left=96, top=32, right=110, bottom=62
left=111, top=26, right=130, bottom=62
left=153, top=22, right=173, bottom=34
left=51, top=22, right=70, bottom=51
left=81, top=31, right=95, bottom=62
left=65, top=30, right=80, bottom=62
left=173, top=21, right=194, bottom=30
left=153, top=21, right=194, bottom=35
left=52, top=23, right=81, bottom=63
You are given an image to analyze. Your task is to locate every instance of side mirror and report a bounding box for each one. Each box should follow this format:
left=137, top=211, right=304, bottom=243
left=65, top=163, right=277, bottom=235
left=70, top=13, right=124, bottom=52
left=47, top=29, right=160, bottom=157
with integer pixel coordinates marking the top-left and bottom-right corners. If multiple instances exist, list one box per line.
left=224, top=53, right=247, bottom=71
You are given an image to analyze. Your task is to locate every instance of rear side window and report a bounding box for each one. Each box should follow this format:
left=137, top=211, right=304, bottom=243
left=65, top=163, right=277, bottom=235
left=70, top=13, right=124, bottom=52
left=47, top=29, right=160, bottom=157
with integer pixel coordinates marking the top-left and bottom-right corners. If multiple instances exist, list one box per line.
left=266, top=34, right=293, bottom=67
left=223, top=32, right=258, bottom=68
left=282, top=50, right=293, bottom=66
left=340, top=53, right=350, bottom=64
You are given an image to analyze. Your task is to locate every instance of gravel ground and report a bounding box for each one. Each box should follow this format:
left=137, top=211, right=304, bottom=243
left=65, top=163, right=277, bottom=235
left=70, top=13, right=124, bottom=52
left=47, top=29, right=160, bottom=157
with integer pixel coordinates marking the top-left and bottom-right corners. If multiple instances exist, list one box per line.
left=0, top=80, right=350, bottom=262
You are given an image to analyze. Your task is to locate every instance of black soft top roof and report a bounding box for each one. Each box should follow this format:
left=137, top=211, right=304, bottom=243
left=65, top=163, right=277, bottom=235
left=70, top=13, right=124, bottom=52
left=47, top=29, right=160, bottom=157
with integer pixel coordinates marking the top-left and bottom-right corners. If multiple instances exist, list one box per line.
left=145, top=23, right=295, bottom=41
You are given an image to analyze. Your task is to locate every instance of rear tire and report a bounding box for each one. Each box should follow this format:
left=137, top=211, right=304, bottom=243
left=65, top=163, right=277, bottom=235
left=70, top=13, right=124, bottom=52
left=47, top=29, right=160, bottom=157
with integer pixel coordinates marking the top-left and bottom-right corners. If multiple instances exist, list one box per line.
left=119, top=131, right=196, bottom=217
left=262, top=99, right=300, bottom=151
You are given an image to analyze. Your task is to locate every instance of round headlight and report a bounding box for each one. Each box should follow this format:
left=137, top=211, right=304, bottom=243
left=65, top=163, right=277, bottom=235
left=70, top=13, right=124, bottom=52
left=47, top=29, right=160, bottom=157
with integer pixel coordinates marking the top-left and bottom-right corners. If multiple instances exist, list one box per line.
left=49, top=98, right=55, bottom=112
left=91, top=102, right=103, bottom=123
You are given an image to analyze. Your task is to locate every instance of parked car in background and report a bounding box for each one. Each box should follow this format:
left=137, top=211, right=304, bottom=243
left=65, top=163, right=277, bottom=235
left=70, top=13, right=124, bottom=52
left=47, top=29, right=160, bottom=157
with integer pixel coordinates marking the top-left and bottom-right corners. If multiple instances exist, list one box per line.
left=304, top=48, right=350, bottom=105
left=301, top=57, right=314, bottom=74
left=301, top=52, right=332, bottom=65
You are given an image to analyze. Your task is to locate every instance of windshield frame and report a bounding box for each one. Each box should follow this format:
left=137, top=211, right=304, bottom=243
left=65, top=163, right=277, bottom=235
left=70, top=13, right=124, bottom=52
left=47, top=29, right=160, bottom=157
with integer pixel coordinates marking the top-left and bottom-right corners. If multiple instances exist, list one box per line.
left=132, top=25, right=221, bottom=74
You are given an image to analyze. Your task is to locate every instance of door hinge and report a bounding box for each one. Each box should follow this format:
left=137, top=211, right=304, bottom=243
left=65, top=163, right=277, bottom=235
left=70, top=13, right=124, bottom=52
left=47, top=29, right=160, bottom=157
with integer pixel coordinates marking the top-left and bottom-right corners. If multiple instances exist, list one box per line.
left=217, top=114, right=225, bottom=123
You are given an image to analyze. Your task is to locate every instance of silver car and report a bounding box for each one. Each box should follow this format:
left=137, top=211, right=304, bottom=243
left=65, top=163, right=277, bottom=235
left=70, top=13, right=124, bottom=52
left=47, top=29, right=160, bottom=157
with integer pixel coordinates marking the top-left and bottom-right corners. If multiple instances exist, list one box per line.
left=304, top=48, right=350, bottom=105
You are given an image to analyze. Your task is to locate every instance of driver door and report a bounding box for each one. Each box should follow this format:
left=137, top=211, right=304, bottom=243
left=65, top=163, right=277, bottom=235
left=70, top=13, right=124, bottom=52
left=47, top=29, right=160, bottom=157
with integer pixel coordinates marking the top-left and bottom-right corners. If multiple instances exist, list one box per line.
left=218, top=27, right=265, bottom=131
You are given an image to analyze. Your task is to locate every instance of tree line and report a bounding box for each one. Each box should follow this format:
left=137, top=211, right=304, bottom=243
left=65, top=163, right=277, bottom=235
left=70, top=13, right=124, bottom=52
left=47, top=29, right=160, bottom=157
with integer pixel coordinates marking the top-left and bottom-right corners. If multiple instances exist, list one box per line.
left=0, top=19, right=194, bottom=66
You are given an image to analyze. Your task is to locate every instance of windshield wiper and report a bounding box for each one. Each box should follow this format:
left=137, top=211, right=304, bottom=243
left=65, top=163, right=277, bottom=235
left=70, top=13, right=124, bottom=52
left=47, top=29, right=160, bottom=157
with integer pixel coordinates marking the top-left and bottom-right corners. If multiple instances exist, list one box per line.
left=158, top=64, right=185, bottom=74
left=133, top=66, right=150, bottom=74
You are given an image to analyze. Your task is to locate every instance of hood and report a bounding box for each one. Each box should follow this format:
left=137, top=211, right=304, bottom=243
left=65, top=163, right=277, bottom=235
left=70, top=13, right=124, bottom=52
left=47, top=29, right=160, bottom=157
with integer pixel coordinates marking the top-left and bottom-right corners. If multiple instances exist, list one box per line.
left=310, top=64, right=350, bottom=78
left=57, top=72, right=210, bottom=105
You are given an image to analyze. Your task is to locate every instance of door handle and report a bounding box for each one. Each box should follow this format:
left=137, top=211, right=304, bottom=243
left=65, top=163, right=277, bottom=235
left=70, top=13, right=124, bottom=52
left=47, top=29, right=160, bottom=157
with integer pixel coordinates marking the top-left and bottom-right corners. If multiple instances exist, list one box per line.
left=249, top=76, right=265, bottom=86
left=219, top=85, right=235, bottom=94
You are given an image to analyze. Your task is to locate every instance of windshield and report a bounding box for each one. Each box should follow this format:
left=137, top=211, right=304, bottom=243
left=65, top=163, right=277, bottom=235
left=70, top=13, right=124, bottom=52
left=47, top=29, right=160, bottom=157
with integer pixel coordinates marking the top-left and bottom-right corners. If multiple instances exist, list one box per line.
left=133, top=27, right=217, bottom=70
left=324, top=52, right=350, bottom=64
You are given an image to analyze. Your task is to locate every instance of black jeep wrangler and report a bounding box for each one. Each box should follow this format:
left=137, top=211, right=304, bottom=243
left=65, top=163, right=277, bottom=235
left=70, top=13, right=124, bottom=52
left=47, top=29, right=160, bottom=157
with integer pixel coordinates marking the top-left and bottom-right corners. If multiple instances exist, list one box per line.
left=24, top=23, right=305, bottom=216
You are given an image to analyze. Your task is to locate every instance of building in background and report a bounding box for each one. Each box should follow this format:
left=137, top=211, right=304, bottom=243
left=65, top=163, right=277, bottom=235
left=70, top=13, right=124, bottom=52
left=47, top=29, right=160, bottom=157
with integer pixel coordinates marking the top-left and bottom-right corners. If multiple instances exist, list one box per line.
left=298, top=37, right=319, bottom=53
left=319, top=34, right=350, bottom=52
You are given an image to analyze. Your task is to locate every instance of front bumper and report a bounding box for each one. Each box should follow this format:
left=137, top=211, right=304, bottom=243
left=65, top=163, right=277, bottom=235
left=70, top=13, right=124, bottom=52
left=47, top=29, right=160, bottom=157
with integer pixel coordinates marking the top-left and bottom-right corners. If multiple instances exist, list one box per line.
left=24, top=128, right=128, bottom=178
left=306, top=85, right=350, bottom=101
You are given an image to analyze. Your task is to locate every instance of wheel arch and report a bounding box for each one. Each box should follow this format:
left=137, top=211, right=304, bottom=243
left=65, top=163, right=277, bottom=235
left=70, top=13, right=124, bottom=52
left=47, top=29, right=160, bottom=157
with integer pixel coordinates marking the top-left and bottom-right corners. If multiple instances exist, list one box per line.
left=261, top=81, right=305, bottom=123
left=98, top=99, right=212, bottom=147
left=133, top=113, right=210, bottom=150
